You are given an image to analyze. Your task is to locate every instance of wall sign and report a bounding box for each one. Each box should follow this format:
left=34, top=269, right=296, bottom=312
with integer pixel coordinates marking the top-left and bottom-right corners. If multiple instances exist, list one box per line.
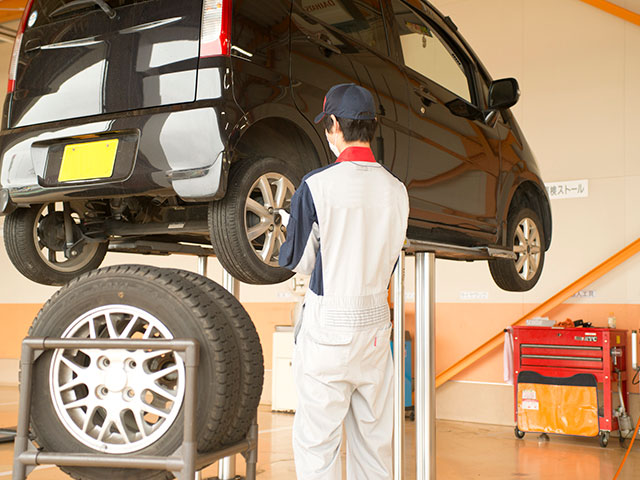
left=545, top=180, right=588, bottom=200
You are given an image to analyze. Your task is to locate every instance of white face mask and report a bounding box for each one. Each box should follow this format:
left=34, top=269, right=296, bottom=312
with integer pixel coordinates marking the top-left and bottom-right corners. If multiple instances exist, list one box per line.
left=326, top=130, right=340, bottom=158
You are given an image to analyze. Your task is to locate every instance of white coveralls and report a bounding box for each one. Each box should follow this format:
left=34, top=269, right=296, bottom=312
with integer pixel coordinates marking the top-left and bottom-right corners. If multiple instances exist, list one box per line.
left=279, top=146, right=409, bottom=480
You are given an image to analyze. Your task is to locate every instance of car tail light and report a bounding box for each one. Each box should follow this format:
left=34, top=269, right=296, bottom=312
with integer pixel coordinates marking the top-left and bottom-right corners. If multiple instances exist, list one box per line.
left=8, top=0, right=35, bottom=93
left=200, top=0, right=231, bottom=58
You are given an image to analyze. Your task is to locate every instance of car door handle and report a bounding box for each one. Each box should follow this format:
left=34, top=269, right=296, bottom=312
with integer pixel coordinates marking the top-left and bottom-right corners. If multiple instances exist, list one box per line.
left=310, top=32, right=341, bottom=54
left=413, top=87, right=438, bottom=107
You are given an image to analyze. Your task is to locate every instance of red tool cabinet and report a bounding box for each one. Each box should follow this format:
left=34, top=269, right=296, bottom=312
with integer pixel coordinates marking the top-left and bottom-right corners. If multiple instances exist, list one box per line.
left=512, top=326, right=628, bottom=446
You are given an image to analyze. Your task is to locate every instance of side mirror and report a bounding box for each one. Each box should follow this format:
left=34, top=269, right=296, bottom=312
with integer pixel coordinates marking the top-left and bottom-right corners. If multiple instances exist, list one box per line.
left=488, top=78, right=520, bottom=110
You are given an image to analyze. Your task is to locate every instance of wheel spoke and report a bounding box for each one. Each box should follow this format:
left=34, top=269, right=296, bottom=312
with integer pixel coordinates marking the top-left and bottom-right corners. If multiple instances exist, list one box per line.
left=515, top=255, right=526, bottom=273
left=105, top=313, right=118, bottom=339
left=142, top=326, right=155, bottom=339
left=142, top=404, right=169, bottom=419
left=513, top=245, right=526, bottom=254
left=515, top=227, right=526, bottom=246
left=261, top=231, right=277, bottom=262
left=150, top=364, right=179, bottom=382
left=529, top=253, right=540, bottom=275
left=64, top=397, right=88, bottom=411
left=60, top=355, right=86, bottom=375
left=119, top=316, right=139, bottom=339
left=97, top=418, right=112, bottom=442
left=258, top=175, right=276, bottom=209
left=276, top=228, right=287, bottom=249
left=59, top=376, right=84, bottom=392
left=143, top=381, right=177, bottom=400
left=139, top=349, right=171, bottom=361
left=133, top=410, right=149, bottom=438
left=247, top=222, right=269, bottom=242
left=246, top=198, right=270, bottom=218
left=530, top=246, right=541, bottom=255
left=81, top=405, right=97, bottom=433
left=112, top=415, right=130, bottom=443
left=273, top=178, right=288, bottom=209
left=88, top=318, right=97, bottom=339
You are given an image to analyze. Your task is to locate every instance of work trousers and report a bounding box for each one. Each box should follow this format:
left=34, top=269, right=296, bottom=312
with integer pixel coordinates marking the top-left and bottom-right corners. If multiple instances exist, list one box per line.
left=292, top=313, right=393, bottom=480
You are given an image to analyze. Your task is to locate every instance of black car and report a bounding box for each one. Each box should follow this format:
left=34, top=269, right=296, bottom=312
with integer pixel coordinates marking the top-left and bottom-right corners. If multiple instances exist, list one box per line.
left=0, top=0, right=551, bottom=291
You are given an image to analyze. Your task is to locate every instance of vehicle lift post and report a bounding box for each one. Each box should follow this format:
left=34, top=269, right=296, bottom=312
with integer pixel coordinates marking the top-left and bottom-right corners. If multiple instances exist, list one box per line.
left=393, top=249, right=436, bottom=480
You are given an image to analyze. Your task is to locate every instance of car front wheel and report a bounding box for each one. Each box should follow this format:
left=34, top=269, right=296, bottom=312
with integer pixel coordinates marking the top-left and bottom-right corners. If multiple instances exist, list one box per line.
left=489, top=207, right=545, bottom=292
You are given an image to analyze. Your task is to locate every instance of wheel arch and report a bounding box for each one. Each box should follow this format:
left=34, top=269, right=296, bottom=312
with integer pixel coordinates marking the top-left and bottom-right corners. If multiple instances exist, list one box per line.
left=507, top=181, right=552, bottom=251
left=228, top=105, right=327, bottom=182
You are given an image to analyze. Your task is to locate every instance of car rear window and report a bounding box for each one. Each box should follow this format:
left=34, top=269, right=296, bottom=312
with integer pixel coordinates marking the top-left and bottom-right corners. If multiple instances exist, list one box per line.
left=28, top=0, right=148, bottom=27
left=296, top=0, right=388, bottom=55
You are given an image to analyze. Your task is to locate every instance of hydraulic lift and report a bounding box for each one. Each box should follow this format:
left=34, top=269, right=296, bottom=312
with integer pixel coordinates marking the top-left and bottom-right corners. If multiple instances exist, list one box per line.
left=393, top=239, right=516, bottom=480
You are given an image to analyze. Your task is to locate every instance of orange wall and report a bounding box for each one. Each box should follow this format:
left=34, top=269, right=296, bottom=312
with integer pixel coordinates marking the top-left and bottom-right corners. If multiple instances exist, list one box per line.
left=3, top=302, right=640, bottom=384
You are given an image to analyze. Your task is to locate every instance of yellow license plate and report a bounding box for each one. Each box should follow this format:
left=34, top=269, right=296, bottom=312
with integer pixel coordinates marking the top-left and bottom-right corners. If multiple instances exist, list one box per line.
left=58, top=139, right=119, bottom=182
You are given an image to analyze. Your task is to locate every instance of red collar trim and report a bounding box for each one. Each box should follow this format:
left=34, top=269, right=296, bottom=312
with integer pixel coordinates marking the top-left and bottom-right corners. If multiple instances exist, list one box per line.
left=336, top=147, right=377, bottom=163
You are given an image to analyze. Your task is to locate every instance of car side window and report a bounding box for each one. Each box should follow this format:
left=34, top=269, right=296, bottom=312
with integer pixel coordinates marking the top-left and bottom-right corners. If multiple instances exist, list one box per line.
left=391, top=0, right=472, bottom=103
left=295, top=0, right=388, bottom=55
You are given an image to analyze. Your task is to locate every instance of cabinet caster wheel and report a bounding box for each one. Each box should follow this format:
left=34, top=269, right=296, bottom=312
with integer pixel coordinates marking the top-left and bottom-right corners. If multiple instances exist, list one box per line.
left=514, top=426, right=525, bottom=439
left=599, top=431, right=610, bottom=448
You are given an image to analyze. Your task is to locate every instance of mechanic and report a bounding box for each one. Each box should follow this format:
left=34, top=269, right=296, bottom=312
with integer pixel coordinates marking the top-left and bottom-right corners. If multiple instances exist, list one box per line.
left=278, top=83, right=409, bottom=480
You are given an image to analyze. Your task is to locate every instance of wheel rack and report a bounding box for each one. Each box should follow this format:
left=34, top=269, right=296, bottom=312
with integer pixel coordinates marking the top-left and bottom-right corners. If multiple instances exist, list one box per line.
left=12, top=337, right=258, bottom=480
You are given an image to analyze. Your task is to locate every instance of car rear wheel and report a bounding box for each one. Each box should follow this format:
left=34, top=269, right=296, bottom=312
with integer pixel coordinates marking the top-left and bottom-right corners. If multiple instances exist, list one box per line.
left=28, top=265, right=240, bottom=480
left=489, top=207, right=545, bottom=292
left=209, top=157, right=302, bottom=284
left=3, top=203, right=108, bottom=286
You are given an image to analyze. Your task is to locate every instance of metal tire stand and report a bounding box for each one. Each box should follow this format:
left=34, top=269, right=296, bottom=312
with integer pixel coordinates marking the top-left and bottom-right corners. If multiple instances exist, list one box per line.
left=12, top=257, right=259, bottom=480
left=393, top=249, right=437, bottom=480
left=12, top=338, right=258, bottom=480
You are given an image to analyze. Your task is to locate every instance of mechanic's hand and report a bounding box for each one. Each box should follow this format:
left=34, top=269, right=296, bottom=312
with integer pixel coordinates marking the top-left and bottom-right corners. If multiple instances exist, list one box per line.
left=278, top=209, right=291, bottom=227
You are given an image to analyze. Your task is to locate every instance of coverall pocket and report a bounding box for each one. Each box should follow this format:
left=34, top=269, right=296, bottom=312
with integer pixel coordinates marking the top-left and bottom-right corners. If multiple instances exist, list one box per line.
left=306, top=327, right=354, bottom=346
left=367, top=322, right=393, bottom=371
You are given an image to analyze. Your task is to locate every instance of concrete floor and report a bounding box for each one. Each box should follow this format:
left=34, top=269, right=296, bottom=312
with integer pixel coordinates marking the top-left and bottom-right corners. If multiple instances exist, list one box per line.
left=1, top=386, right=639, bottom=479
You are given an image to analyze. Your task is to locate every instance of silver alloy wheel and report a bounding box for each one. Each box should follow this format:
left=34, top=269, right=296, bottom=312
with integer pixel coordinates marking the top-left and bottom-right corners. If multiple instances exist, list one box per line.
left=33, top=203, right=101, bottom=273
left=49, top=305, right=185, bottom=454
left=244, top=172, right=295, bottom=266
left=512, top=217, right=542, bottom=281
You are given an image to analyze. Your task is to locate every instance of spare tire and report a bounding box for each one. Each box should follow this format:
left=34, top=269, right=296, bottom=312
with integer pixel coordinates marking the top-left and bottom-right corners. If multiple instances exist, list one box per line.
left=28, top=265, right=240, bottom=480
left=165, top=269, right=264, bottom=444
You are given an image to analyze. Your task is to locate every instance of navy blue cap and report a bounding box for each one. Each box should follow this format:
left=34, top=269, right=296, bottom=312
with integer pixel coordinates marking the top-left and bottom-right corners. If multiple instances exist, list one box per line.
left=314, top=83, right=376, bottom=124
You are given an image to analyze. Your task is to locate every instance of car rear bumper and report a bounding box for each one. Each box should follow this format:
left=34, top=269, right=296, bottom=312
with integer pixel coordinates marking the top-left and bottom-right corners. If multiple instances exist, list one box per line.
left=0, top=102, right=233, bottom=211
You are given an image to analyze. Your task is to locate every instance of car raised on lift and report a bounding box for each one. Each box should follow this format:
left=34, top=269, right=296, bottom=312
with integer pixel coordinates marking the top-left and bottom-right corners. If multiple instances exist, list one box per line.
left=0, top=0, right=551, bottom=292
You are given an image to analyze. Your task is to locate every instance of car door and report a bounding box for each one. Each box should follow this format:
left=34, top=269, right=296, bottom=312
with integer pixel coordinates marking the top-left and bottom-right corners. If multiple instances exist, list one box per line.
left=290, top=0, right=409, bottom=177
left=11, top=0, right=202, bottom=128
left=389, top=0, right=501, bottom=243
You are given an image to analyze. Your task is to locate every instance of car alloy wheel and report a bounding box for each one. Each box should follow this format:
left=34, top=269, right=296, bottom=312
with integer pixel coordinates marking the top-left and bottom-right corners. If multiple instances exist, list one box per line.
left=244, top=172, right=295, bottom=266
left=49, top=305, right=185, bottom=454
left=512, top=216, right=542, bottom=282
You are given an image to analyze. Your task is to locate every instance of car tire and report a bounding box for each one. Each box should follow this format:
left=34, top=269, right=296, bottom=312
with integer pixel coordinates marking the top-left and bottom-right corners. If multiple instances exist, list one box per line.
left=166, top=269, right=264, bottom=444
left=489, top=207, right=545, bottom=292
left=28, top=265, right=240, bottom=480
left=209, top=157, right=302, bottom=284
left=4, top=204, right=108, bottom=286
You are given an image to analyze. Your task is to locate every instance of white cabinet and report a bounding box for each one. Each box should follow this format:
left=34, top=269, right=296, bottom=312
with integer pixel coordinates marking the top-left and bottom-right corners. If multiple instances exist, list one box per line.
left=272, top=326, right=298, bottom=412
